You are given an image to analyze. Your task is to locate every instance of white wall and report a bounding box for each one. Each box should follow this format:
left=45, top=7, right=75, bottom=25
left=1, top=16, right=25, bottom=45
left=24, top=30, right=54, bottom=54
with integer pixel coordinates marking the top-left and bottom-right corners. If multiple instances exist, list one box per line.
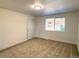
left=0, top=8, right=34, bottom=50
left=34, top=12, right=78, bottom=44
left=27, top=16, right=35, bottom=39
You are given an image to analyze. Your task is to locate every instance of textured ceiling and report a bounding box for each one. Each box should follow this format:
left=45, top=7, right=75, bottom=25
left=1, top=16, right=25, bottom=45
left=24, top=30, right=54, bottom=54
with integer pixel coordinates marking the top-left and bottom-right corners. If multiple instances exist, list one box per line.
left=0, top=0, right=79, bottom=16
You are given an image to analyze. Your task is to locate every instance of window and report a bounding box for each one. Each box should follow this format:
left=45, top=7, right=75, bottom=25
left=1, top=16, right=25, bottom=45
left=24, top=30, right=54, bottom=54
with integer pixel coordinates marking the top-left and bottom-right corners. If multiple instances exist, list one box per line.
left=45, top=18, right=54, bottom=31
left=45, top=18, right=65, bottom=32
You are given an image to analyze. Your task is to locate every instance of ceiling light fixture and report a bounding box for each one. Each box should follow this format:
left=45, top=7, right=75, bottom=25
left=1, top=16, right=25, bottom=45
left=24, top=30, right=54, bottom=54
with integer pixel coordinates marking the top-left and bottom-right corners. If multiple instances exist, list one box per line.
left=31, top=0, right=44, bottom=10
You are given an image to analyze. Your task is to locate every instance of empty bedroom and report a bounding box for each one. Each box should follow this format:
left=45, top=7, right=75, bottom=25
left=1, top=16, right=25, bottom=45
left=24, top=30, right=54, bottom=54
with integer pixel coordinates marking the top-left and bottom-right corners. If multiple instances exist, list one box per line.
left=0, top=0, right=79, bottom=58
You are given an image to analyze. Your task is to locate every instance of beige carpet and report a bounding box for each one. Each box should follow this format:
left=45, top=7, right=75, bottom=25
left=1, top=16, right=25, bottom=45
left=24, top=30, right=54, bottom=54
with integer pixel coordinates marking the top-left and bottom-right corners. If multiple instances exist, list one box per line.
left=0, top=38, right=79, bottom=58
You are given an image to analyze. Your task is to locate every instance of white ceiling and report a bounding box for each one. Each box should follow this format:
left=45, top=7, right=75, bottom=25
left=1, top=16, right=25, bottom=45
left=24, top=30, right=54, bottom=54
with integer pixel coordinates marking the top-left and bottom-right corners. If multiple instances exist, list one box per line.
left=0, top=0, right=79, bottom=16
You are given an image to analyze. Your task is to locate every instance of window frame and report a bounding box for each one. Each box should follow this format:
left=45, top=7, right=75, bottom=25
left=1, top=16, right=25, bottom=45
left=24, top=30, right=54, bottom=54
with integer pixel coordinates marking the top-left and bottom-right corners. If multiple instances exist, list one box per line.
left=45, top=17, right=65, bottom=32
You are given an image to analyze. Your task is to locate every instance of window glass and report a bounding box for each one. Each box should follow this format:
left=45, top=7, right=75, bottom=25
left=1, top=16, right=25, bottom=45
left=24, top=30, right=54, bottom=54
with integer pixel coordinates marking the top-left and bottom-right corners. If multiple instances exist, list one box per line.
left=55, top=18, right=65, bottom=32
left=45, top=18, right=65, bottom=32
left=45, top=18, right=54, bottom=31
